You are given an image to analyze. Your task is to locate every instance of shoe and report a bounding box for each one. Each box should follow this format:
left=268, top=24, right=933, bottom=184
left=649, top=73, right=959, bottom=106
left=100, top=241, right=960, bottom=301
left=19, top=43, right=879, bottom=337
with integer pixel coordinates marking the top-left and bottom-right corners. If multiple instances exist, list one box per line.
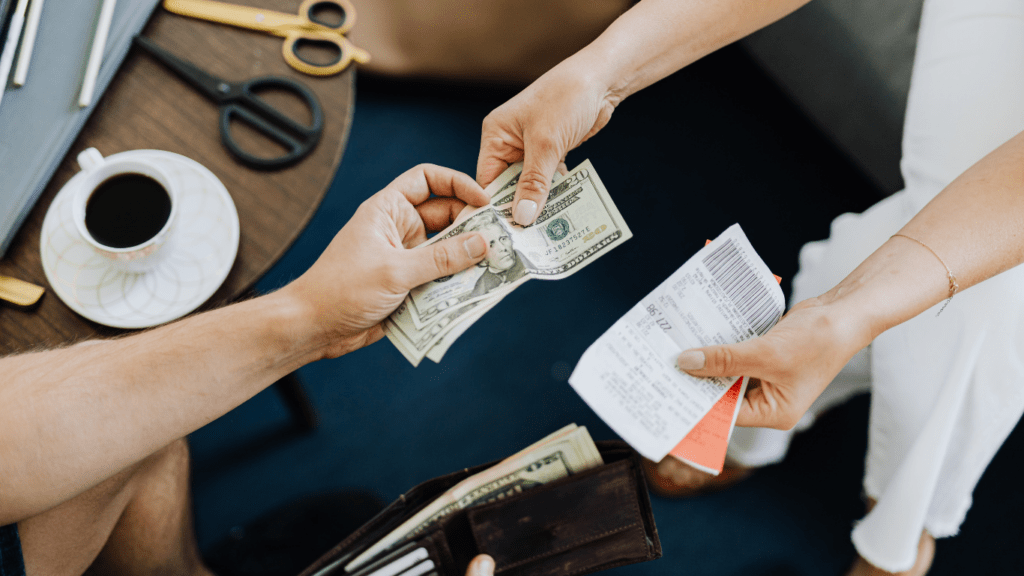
left=642, top=457, right=753, bottom=498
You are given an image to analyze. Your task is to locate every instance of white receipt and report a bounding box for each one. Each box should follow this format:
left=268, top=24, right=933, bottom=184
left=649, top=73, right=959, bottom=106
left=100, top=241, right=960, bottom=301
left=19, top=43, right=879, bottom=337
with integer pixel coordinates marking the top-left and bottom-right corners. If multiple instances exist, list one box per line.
left=569, top=224, right=785, bottom=461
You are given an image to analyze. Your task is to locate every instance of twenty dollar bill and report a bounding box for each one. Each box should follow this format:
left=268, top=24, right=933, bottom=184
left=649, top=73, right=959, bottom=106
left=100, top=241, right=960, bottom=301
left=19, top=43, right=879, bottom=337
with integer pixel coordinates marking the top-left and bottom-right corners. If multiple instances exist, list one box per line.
left=385, top=160, right=631, bottom=365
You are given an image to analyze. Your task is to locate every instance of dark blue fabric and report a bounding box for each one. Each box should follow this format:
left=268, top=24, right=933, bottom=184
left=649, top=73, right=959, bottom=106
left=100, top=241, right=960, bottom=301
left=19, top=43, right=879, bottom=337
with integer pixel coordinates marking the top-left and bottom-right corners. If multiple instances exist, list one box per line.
left=190, top=45, right=883, bottom=576
left=0, top=524, right=25, bottom=576
left=188, top=44, right=1024, bottom=575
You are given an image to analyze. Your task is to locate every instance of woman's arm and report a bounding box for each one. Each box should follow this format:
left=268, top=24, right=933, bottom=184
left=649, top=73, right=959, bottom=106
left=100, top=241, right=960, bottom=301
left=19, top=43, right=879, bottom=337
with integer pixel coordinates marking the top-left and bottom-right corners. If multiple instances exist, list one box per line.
left=587, top=0, right=812, bottom=101
left=678, top=130, right=1024, bottom=429
left=835, top=132, right=1024, bottom=335
left=477, top=0, right=812, bottom=225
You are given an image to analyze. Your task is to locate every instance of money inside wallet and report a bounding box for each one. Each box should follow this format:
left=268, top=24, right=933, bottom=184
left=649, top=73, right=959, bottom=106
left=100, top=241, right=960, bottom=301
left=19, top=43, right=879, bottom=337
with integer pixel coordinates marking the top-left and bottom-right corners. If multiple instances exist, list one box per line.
left=343, top=424, right=604, bottom=571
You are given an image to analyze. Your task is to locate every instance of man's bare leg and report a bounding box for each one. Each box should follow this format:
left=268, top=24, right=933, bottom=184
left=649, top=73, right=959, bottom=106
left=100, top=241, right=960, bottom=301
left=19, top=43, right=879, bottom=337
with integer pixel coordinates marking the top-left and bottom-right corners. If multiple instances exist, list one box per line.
left=18, top=438, right=213, bottom=576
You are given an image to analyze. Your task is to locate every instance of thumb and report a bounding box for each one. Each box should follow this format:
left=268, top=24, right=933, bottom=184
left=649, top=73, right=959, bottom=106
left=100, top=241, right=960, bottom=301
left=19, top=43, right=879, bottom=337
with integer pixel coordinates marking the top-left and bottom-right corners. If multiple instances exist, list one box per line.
left=680, top=340, right=806, bottom=431
left=512, top=137, right=564, bottom=226
left=467, top=555, right=495, bottom=576
left=676, top=338, right=765, bottom=379
left=402, top=232, right=487, bottom=288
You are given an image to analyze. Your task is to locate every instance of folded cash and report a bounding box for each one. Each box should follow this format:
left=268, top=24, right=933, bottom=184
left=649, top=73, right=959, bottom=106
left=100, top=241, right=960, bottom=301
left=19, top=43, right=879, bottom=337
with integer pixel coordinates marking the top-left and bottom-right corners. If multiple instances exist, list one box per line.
left=345, top=424, right=603, bottom=571
left=385, top=160, right=631, bottom=366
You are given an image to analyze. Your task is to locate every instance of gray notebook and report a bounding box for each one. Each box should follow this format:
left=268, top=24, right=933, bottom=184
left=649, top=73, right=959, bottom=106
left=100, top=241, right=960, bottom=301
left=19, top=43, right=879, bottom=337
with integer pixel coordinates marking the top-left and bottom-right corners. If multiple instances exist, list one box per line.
left=0, top=0, right=160, bottom=258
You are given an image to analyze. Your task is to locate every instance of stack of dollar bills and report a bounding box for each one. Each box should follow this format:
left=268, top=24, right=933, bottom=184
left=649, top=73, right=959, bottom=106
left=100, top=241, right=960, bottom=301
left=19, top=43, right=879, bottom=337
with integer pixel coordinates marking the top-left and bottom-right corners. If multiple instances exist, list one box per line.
left=385, top=160, right=632, bottom=366
left=345, top=424, right=603, bottom=571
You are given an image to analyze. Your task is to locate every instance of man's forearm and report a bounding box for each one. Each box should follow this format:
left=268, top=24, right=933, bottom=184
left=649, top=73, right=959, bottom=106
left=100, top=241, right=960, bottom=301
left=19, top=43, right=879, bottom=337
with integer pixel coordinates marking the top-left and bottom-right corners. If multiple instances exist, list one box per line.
left=578, top=0, right=812, bottom=101
left=0, top=162, right=492, bottom=523
left=0, top=289, right=326, bottom=523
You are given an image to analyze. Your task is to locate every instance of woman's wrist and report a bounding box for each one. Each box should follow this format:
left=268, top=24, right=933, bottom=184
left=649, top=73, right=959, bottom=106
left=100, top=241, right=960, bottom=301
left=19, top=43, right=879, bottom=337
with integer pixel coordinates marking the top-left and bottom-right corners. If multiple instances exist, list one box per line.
left=572, top=21, right=650, bottom=105
left=555, top=41, right=631, bottom=108
left=814, top=287, right=882, bottom=354
left=816, top=237, right=953, bottom=343
left=575, top=0, right=819, bottom=104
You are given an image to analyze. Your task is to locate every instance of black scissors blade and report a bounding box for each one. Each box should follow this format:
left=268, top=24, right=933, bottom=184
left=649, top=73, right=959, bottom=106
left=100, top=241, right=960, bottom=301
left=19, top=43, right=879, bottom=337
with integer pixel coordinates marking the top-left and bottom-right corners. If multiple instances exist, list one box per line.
left=133, top=36, right=234, bottom=102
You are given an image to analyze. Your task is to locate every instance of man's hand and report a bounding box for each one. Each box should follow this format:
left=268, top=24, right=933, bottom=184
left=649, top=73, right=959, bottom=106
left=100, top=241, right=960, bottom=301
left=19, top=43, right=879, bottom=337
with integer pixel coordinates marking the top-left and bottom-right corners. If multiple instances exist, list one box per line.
left=0, top=164, right=490, bottom=523
left=281, top=165, right=490, bottom=358
left=467, top=555, right=495, bottom=576
left=676, top=297, right=873, bottom=430
left=477, top=60, right=619, bottom=226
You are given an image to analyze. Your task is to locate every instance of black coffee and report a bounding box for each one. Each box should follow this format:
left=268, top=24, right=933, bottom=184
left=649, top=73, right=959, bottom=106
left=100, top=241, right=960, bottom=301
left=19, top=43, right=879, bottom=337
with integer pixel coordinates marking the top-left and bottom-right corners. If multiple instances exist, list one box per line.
left=85, top=174, right=172, bottom=249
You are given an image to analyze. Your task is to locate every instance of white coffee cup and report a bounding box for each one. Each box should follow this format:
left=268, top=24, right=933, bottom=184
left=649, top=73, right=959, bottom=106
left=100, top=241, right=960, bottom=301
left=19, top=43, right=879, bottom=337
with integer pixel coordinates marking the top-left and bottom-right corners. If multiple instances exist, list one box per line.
left=73, top=148, right=178, bottom=272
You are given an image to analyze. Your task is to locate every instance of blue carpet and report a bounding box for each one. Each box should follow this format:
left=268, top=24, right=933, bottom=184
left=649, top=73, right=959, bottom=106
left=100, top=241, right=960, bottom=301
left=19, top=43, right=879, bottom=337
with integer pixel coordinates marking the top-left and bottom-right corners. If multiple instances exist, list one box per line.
left=188, top=46, right=1024, bottom=575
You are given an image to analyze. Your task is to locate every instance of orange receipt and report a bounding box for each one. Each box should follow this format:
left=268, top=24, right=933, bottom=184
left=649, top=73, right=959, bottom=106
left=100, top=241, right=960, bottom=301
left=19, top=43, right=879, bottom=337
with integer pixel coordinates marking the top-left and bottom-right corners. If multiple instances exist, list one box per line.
left=669, top=376, right=746, bottom=475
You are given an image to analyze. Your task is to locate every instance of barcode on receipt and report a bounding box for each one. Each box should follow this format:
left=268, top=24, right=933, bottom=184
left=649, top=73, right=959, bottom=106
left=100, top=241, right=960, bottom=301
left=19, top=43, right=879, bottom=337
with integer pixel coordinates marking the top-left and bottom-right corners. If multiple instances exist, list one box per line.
left=702, top=238, right=782, bottom=336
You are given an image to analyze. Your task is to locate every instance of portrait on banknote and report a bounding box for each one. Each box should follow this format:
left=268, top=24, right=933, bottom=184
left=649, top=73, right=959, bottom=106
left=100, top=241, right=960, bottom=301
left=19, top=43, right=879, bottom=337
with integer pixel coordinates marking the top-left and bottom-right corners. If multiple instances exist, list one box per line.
left=387, top=160, right=632, bottom=364
left=464, top=211, right=531, bottom=297
left=405, top=207, right=532, bottom=328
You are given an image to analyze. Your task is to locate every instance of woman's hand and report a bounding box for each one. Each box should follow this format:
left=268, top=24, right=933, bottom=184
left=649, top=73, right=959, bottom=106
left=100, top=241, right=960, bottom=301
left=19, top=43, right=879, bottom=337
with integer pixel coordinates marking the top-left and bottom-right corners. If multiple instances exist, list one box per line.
left=474, top=0, right=818, bottom=228
left=477, top=58, right=620, bottom=226
left=677, top=296, right=874, bottom=430
left=280, top=165, right=491, bottom=359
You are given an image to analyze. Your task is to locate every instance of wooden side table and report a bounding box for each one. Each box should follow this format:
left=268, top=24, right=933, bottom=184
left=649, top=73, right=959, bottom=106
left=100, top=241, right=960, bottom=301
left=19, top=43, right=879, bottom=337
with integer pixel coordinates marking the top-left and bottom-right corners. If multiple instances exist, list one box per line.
left=0, top=1, right=357, bottom=429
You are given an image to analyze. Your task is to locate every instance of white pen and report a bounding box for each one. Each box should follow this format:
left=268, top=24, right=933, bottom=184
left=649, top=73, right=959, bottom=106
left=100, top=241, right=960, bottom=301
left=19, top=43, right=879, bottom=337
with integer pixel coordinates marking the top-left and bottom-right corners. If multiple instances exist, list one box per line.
left=78, top=0, right=117, bottom=108
left=12, top=0, right=43, bottom=86
left=0, top=0, right=31, bottom=110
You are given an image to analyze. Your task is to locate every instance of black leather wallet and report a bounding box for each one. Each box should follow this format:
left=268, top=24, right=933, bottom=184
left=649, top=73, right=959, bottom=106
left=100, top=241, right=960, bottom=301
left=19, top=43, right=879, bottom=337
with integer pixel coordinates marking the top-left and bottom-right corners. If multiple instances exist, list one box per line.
left=300, top=441, right=661, bottom=576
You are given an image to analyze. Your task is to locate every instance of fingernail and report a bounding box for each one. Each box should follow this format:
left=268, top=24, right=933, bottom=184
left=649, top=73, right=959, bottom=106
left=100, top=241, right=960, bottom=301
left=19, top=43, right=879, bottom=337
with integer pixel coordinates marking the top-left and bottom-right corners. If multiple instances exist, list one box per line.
left=465, top=235, right=487, bottom=258
left=513, top=200, right=539, bottom=225
left=474, top=555, right=495, bottom=576
left=677, top=350, right=705, bottom=370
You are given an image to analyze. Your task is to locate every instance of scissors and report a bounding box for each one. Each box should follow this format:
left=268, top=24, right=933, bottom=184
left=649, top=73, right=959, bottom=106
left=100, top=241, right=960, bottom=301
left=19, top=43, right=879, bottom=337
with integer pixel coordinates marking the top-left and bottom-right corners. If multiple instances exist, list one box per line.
left=134, top=36, right=323, bottom=169
left=163, top=0, right=369, bottom=76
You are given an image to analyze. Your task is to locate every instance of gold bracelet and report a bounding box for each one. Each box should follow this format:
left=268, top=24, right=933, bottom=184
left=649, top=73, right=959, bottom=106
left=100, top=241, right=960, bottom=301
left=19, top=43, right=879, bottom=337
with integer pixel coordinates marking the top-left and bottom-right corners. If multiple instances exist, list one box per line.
left=891, top=233, right=959, bottom=316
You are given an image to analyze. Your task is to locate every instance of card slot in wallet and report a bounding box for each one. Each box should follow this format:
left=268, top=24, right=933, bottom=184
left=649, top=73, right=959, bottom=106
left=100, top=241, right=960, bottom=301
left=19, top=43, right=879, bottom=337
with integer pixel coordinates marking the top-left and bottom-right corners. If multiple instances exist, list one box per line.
left=311, top=524, right=458, bottom=576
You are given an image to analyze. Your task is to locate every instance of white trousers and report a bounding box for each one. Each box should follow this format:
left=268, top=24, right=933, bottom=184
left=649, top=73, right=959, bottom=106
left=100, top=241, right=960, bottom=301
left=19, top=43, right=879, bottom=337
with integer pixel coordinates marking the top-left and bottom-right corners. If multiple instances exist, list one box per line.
left=725, top=0, right=1024, bottom=570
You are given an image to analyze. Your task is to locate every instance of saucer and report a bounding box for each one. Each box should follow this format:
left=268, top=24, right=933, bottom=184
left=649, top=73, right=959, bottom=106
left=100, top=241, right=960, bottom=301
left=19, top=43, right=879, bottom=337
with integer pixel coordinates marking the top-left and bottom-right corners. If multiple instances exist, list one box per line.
left=41, top=150, right=240, bottom=329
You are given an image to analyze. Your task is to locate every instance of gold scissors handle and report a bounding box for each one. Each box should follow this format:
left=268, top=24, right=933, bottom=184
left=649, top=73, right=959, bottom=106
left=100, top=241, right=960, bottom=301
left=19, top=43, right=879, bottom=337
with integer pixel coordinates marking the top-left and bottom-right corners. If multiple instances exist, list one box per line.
left=296, top=0, right=358, bottom=35
left=282, top=32, right=369, bottom=76
left=163, top=0, right=369, bottom=76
